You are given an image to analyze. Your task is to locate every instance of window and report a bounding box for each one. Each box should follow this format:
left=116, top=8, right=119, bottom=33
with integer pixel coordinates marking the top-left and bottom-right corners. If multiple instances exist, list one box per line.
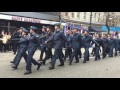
left=94, top=13, right=96, bottom=18
left=65, top=12, right=68, bottom=16
left=77, top=12, right=80, bottom=18
left=71, top=12, right=74, bottom=18
left=84, top=12, right=86, bottom=20
left=98, top=14, right=100, bottom=22
left=94, top=13, right=96, bottom=21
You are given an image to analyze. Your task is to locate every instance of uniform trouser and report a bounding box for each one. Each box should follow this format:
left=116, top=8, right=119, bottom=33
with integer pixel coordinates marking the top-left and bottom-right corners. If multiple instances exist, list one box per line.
left=26, top=50, right=39, bottom=71
left=95, top=47, right=100, bottom=60
left=70, top=48, right=79, bottom=63
left=78, top=48, right=82, bottom=58
left=102, top=47, right=107, bottom=58
left=61, top=50, right=64, bottom=58
left=106, top=47, right=110, bottom=54
left=0, top=42, right=3, bottom=52
left=51, top=49, right=64, bottom=67
left=13, top=43, right=19, bottom=54
left=109, top=46, right=114, bottom=56
left=39, top=47, right=46, bottom=60
left=84, top=47, right=89, bottom=61
left=7, top=43, right=12, bottom=51
left=92, top=47, right=96, bottom=55
left=14, top=47, right=27, bottom=66
left=3, top=44, right=7, bottom=52
left=6, top=44, right=9, bottom=51
left=115, top=46, right=119, bottom=56
left=64, top=48, right=72, bottom=60
left=43, top=47, right=52, bottom=61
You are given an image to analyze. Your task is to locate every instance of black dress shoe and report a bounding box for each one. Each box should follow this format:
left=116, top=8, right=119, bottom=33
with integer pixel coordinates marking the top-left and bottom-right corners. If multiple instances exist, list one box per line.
left=98, top=58, right=101, bottom=60
left=10, top=61, right=14, bottom=63
left=24, top=71, right=32, bottom=75
left=42, top=60, right=46, bottom=65
left=48, top=66, right=54, bottom=70
left=74, top=61, right=79, bottom=63
left=102, top=57, right=105, bottom=59
left=12, top=65, right=17, bottom=69
left=83, top=61, right=86, bottom=63
left=86, top=58, right=89, bottom=61
left=69, top=62, right=72, bottom=65
left=37, top=63, right=41, bottom=70
left=94, top=59, right=97, bottom=61
left=58, top=64, right=64, bottom=66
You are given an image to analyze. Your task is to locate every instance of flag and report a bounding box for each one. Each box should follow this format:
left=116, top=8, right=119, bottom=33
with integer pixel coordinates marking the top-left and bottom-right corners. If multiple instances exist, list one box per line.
left=80, top=25, right=83, bottom=33
left=113, top=31, right=116, bottom=39
left=64, top=23, right=68, bottom=36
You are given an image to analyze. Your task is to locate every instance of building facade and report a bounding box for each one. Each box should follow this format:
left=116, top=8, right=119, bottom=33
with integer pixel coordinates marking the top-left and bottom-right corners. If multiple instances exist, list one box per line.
left=60, top=12, right=120, bottom=30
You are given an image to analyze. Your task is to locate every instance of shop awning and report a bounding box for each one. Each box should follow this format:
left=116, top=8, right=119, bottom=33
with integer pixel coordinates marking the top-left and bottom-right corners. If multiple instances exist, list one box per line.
left=102, top=26, right=120, bottom=32
left=91, top=27, right=106, bottom=32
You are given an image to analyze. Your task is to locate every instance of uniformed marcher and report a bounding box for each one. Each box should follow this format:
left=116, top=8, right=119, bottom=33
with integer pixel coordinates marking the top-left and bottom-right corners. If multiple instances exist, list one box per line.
left=0, top=32, right=3, bottom=52
left=101, top=34, right=109, bottom=59
left=45, top=23, right=69, bottom=70
left=119, top=37, right=120, bottom=53
left=11, top=27, right=29, bottom=69
left=82, top=30, right=99, bottom=63
left=115, top=36, right=119, bottom=56
left=69, top=27, right=82, bottom=65
left=24, top=26, right=42, bottom=75
left=38, top=26, right=47, bottom=61
left=41, top=26, right=53, bottom=65
left=10, top=27, right=27, bottom=64
left=108, top=34, right=115, bottom=57
left=77, top=29, right=82, bottom=58
left=93, top=34, right=102, bottom=61
left=64, top=30, right=72, bottom=62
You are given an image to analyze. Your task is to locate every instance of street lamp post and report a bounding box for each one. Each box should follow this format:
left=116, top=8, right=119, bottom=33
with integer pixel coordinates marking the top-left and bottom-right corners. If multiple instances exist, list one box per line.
left=89, top=12, right=92, bottom=32
left=58, top=12, right=61, bottom=22
left=106, top=12, right=110, bottom=34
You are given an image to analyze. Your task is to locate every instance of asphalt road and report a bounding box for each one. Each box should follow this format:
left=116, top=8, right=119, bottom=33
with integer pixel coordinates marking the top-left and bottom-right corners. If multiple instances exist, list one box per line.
left=0, top=48, right=120, bottom=78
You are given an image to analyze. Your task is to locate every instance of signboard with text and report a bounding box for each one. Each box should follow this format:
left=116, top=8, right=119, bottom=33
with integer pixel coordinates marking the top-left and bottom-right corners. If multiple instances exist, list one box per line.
left=12, top=16, right=41, bottom=23
left=0, top=14, right=60, bottom=25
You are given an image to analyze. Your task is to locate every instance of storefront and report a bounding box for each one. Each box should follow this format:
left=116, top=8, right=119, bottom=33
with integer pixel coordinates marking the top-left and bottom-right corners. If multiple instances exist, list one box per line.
left=102, top=26, right=120, bottom=32
left=0, top=13, right=60, bottom=34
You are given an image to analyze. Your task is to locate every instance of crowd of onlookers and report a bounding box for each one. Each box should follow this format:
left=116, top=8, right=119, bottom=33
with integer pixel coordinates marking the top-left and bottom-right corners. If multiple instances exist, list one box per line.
left=0, top=30, right=19, bottom=54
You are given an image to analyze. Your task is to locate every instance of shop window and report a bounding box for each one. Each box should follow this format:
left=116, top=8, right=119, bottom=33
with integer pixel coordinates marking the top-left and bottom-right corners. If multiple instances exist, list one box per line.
left=84, top=12, right=86, bottom=20
left=65, top=12, right=68, bottom=16
left=77, top=12, right=80, bottom=18
left=71, top=13, right=74, bottom=18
